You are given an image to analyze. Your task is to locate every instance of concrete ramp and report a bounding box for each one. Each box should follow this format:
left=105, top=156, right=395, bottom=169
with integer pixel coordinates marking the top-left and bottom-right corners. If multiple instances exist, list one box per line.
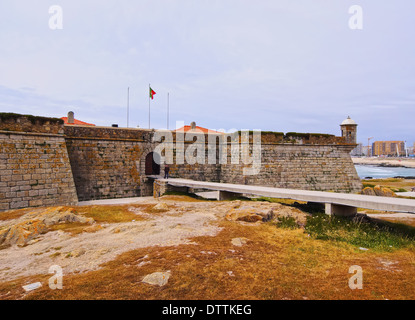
left=157, top=178, right=415, bottom=216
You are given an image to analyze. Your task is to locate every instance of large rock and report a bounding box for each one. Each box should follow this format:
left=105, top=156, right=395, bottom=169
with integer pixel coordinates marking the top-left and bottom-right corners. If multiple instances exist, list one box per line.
left=39, top=211, right=94, bottom=227
left=142, top=271, right=171, bottom=286
left=370, top=185, right=397, bottom=197
left=361, top=187, right=376, bottom=196
left=0, top=220, right=48, bottom=247
left=0, top=207, right=94, bottom=247
left=152, top=202, right=169, bottom=212
left=381, top=187, right=397, bottom=198
left=231, top=237, right=248, bottom=247
left=226, top=206, right=274, bottom=223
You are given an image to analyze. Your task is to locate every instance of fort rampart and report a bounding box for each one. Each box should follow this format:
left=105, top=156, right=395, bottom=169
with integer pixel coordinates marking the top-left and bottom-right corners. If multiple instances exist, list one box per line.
left=0, top=113, right=362, bottom=211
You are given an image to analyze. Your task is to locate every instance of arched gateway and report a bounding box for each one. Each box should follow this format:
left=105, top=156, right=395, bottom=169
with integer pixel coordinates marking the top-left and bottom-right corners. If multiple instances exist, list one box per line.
left=145, top=152, right=160, bottom=175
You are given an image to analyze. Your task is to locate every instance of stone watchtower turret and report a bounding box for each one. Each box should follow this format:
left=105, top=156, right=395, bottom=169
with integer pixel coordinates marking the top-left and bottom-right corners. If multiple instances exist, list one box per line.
left=340, top=116, right=357, bottom=144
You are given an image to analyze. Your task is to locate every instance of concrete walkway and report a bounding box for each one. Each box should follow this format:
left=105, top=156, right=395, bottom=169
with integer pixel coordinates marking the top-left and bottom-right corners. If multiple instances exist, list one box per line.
left=161, top=178, right=415, bottom=214
left=396, top=192, right=415, bottom=197
left=78, top=197, right=154, bottom=206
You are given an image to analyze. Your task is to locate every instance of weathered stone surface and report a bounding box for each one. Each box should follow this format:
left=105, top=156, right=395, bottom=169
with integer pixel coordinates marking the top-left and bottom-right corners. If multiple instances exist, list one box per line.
left=1, top=113, right=362, bottom=210
left=0, top=207, right=95, bottom=247
left=373, top=185, right=383, bottom=196
left=0, top=220, right=48, bottom=247
left=367, top=185, right=397, bottom=198
left=142, top=271, right=171, bottom=286
left=381, top=187, right=397, bottom=198
left=231, top=237, right=248, bottom=247
left=153, top=202, right=169, bottom=211
left=69, top=248, right=86, bottom=258
left=362, top=187, right=376, bottom=196
left=0, top=123, right=78, bottom=212
left=226, top=206, right=274, bottom=223
left=40, top=209, right=94, bottom=226
left=83, top=224, right=103, bottom=233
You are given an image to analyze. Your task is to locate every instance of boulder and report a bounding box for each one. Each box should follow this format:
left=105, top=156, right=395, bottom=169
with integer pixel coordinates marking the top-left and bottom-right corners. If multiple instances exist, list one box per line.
left=152, top=202, right=169, bottom=211
left=142, top=271, right=171, bottom=286
left=373, top=185, right=383, bottom=196
left=0, top=207, right=95, bottom=247
left=40, top=209, right=94, bottom=226
left=380, top=187, right=397, bottom=198
left=361, top=187, right=376, bottom=196
left=0, top=220, right=48, bottom=247
left=371, top=185, right=397, bottom=197
left=231, top=237, right=248, bottom=247
left=226, top=206, right=274, bottom=223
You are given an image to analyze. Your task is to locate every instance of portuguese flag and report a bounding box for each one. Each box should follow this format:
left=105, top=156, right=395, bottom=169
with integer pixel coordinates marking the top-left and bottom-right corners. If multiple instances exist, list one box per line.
left=149, top=87, right=156, bottom=100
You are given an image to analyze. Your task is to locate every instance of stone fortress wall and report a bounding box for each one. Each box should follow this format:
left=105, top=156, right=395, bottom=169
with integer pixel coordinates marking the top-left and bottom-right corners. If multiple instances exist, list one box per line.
left=0, top=113, right=362, bottom=211
left=0, top=114, right=78, bottom=211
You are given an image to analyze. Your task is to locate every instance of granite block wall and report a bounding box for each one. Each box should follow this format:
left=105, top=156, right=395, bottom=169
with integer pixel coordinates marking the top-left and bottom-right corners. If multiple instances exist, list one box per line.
left=0, top=114, right=362, bottom=211
left=0, top=115, right=78, bottom=211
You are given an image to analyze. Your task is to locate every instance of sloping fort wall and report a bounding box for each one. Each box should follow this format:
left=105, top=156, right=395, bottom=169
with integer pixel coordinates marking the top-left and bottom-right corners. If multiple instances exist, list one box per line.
left=0, top=114, right=78, bottom=211
left=0, top=113, right=362, bottom=211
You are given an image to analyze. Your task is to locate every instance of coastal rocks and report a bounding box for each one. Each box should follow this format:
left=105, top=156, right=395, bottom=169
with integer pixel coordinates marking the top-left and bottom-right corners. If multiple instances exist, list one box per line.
left=362, top=186, right=397, bottom=197
left=361, top=187, right=376, bottom=196
left=226, top=206, right=274, bottom=223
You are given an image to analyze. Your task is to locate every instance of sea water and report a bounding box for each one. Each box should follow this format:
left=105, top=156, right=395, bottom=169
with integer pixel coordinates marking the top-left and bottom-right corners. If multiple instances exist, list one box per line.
left=355, top=164, right=415, bottom=179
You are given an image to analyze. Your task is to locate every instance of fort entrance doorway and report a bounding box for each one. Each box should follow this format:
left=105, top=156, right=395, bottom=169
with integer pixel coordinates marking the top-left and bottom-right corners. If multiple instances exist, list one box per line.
left=145, top=152, right=160, bottom=175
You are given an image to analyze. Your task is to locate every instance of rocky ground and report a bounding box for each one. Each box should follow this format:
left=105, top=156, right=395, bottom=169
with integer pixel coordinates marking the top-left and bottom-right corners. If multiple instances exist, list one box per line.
left=1, top=195, right=415, bottom=300
left=0, top=196, right=307, bottom=283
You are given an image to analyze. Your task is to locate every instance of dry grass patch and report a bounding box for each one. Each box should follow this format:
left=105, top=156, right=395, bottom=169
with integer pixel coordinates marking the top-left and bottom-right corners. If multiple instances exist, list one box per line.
left=362, top=178, right=415, bottom=193
left=161, top=195, right=208, bottom=202
left=75, top=205, right=145, bottom=223
left=1, top=219, right=414, bottom=300
left=0, top=208, right=33, bottom=221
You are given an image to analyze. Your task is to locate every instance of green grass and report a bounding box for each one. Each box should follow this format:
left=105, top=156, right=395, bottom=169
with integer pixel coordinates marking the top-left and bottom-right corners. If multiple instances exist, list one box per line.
left=305, top=213, right=415, bottom=252
left=251, top=197, right=325, bottom=213
left=274, top=216, right=298, bottom=229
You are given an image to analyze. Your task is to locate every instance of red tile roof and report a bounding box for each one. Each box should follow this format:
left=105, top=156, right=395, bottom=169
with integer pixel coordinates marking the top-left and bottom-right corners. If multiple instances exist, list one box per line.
left=61, top=117, right=95, bottom=126
left=175, top=125, right=223, bottom=134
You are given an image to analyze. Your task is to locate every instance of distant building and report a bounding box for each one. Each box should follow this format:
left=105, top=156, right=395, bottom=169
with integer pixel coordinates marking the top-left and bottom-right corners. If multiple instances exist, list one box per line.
left=372, top=141, right=405, bottom=156
left=175, top=121, right=223, bottom=134
left=351, top=143, right=363, bottom=156
left=61, top=111, right=95, bottom=126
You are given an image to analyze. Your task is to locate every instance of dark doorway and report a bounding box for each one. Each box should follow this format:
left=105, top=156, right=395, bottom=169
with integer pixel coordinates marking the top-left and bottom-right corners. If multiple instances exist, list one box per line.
left=145, top=152, right=160, bottom=175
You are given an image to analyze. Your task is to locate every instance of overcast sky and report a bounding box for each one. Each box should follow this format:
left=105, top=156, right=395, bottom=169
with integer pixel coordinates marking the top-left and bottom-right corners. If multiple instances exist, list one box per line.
left=1, top=1, right=414, bottom=145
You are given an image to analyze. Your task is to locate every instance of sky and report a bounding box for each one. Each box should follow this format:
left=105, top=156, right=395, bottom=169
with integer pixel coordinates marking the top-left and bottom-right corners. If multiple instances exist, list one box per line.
left=0, top=0, right=415, bottom=146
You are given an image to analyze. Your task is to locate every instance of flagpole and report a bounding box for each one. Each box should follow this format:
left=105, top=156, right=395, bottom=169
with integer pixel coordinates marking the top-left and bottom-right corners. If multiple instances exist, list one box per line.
left=167, top=92, right=169, bottom=130
left=148, top=84, right=151, bottom=129
left=127, top=87, right=129, bottom=128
